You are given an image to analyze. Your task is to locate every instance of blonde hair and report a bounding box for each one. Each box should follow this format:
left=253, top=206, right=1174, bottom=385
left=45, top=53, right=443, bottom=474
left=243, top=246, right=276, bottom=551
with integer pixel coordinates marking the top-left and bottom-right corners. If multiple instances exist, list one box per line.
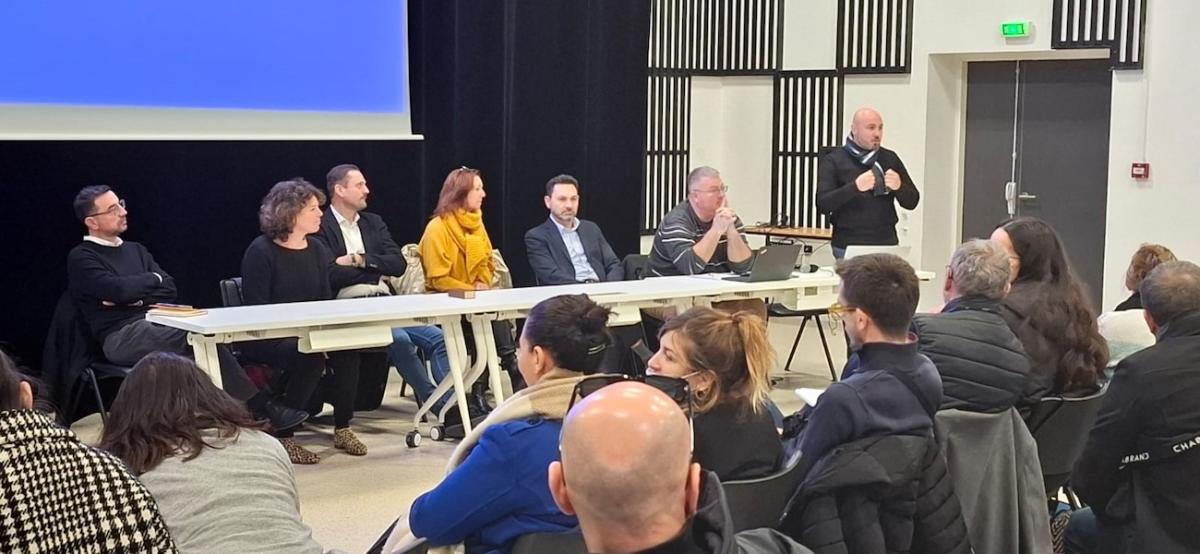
left=659, top=307, right=773, bottom=414
left=1125, top=244, right=1176, bottom=291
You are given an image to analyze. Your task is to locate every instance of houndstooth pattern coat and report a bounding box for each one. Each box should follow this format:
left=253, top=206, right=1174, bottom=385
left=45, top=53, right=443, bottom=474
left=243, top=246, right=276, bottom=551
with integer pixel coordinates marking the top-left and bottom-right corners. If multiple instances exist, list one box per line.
left=0, top=409, right=176, bottom=553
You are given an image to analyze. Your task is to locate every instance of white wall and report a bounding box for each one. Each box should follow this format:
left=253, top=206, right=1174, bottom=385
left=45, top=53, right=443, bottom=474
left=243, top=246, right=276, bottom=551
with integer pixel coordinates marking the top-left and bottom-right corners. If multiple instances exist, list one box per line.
left=771, top=0, right=1200, bottom=308
left=689, top=76, right=776, bottom=227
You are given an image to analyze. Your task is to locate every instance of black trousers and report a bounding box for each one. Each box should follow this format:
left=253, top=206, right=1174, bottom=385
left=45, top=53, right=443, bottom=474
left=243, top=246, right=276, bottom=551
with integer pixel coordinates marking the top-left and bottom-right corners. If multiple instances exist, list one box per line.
left=239, top=338, right=325, bottom=437
left=102, top=319, right=259, bottom=401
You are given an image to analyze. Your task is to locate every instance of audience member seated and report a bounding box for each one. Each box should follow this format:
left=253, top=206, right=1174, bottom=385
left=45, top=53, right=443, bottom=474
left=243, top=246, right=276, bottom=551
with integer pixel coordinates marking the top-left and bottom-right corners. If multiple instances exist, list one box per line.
left=911, top=239, right=1032, bottom=413
left=549, top=381, right=811, bottom=554
left=65, top=185, right=305, bottom=431
left=647, top=166, right=753, bottom=277
left=1099, top=243, right=1176, bottom=367
left=779, top=255, right=970, bottom=553
left=404, top=294, right=612, bottom=553
left=99, top=352, right=323, bottom=553
left=313, top=164, right=455, bottom=421
left=991, top=217, right=1108, bottom=401
left=0, top=349, right=175, bottom=552
left=418, top=166, right=520, bottom=391
left=524, top=174, right=623, bottom=285
left=1068, top=261, right=1200, bottom=553
left=648, top=306, right=782, bottom=481
left=240, top=178, right=374, bottom=464
left=787, top=253, right=942, bottom=472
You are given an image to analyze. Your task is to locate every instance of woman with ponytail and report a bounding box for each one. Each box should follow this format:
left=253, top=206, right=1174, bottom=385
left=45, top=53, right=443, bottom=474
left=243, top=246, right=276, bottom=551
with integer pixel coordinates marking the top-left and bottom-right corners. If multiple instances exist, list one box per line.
left=403, top=294, right=612, bottom=553
left=647, top=306, right=783, bottom=480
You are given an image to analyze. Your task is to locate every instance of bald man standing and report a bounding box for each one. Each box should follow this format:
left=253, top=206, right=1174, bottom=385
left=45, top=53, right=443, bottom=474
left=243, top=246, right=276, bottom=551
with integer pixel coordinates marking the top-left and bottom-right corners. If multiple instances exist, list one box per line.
left=816, top=107, right=919, bottom=259
left=549, top=382, right=809, bottom=554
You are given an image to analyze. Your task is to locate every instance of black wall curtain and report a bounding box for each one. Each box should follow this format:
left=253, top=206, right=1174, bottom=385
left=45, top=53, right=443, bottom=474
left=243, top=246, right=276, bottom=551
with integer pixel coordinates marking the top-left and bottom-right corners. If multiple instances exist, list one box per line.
left=414, top=0, right=650, bottom=286
left=0, top=1, right=648, bottom=371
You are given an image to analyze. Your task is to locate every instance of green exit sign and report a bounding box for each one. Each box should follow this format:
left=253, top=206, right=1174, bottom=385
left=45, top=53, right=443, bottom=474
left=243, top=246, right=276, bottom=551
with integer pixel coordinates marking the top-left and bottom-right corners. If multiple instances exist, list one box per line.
left=1002, top=21, right=1030, bottom=38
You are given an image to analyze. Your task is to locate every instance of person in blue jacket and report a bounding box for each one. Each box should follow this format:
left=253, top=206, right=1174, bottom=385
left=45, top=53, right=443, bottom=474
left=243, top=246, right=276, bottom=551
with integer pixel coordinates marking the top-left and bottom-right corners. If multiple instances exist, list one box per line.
left=408, top=294, right=613, bottom=553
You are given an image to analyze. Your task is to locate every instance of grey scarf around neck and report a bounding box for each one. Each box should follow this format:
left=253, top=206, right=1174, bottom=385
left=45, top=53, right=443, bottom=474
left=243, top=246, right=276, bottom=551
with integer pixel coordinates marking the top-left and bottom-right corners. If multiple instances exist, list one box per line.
left=844, top=135, right=888, bottom=196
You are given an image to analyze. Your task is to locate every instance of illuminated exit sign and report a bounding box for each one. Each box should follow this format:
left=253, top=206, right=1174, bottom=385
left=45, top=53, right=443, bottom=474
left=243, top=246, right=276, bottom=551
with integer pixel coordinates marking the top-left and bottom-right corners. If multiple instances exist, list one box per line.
left=1002, top=21, right=1030, bottom=38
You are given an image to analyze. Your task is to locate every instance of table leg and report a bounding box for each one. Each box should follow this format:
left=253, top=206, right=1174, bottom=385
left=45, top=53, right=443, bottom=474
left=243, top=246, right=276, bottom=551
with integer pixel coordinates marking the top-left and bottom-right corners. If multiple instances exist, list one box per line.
left=477, top=315, right=506, bottom=405
left=440, top=317, right=475, bottom=436
left=187, top=334, right=224, bottom=389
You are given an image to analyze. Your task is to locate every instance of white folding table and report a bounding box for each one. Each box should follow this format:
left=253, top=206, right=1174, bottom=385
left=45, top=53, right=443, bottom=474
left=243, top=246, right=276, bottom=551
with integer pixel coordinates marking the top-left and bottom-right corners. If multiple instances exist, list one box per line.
left=146, top=269, right=920, bottom=439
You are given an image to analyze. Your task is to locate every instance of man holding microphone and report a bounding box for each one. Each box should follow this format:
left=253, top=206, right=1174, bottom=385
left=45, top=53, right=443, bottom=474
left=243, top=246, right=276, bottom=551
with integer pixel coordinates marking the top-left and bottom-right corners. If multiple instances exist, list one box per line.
left=817, top=107, right=920, bottom=259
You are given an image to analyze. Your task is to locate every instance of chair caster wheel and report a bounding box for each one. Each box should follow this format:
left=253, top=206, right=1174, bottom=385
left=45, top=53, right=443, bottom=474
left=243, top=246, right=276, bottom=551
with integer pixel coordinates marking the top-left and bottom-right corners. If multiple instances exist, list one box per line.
left=430, top=425, right=446, bottom=441
left=405, top=431, right=422, bottom=448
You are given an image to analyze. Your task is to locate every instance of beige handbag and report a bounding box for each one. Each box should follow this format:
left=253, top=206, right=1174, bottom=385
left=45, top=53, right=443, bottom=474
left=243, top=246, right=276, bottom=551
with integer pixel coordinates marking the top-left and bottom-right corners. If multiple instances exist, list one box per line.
left=390, top=244, right=428, bottom=295
left=491, top=249, right=513, bottom=289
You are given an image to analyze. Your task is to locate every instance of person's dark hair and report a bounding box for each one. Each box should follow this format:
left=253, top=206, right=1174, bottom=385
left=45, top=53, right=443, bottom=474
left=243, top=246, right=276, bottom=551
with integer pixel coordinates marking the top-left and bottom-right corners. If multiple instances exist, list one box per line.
left=258, top=178, right=325, bottom=241
left=325, top=163, right=361, bottom=196
left=0, top=348, right=28, bottom=411
left=658, top=307, right=773, bottom=414
left=997, top=217, right=1108, bottom=391
left=1125, top=243, right=1176, bottom=292
left=73, top=185, right=112, bottom=221
left=522, top=294, right=613, bottom=374
left=544, top=174, right=580, bottom=197
left=433, top=167, right=481, bottom=217
left=835, top=253, right=919, bottom=337
left=98, top=352, right=266, bottom=475
left=1141, top=261, right=1200, bottom=327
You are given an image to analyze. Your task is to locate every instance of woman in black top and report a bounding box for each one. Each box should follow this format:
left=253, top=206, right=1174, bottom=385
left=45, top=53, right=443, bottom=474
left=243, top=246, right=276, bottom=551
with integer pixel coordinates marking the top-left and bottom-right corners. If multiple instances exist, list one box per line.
left=1115, top=243, right=1175, bottom=311
left=646, top=306, right=782, bottom=480
left=240, top=179, right=370, bottom=464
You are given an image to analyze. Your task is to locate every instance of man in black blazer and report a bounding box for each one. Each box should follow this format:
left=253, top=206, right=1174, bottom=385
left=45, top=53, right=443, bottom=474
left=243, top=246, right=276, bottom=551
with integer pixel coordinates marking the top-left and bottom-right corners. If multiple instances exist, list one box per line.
left=313, top=164, right=455, bottom=419
left=524, top=174, right=623, bottom=285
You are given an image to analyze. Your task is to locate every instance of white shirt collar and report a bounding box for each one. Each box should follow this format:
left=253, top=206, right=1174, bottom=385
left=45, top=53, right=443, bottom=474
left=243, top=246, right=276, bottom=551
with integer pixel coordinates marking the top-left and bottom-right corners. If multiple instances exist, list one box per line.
left=83, top=235, right=123, bottom=247
left=551, top=216, right=579, bottom=233
left=332, top=207, right=359, bottom=226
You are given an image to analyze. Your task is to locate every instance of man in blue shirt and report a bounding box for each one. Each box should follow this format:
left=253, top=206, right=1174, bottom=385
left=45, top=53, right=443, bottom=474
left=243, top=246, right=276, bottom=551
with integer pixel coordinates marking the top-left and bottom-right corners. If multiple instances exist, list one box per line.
left=792, top=253, right=942, bottom=469
left=524, top=174, right=623, bottom=285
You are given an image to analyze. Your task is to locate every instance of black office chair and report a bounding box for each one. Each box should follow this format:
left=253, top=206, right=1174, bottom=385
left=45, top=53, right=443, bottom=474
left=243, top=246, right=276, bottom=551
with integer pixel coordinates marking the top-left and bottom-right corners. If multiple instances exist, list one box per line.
left=512, top=530, right=587, bottom=554
left=1026, top=382, right=1110, bottom=506
left=219, top=277, right=243, bottom=307
left=63, top=361, right=133, bottom=425
left=723, top=451, right=808, bottom=532
left=364, top=519, right=427, bottom=554
left=768, top=304, right=838, bottom=381
left=623, top=253, right=650, bottom=281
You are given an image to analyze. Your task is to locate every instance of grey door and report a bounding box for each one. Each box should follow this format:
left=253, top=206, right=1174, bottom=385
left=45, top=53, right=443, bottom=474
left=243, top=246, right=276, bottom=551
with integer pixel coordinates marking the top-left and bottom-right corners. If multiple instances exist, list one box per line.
left=962, top=59, right=1112, bottom=310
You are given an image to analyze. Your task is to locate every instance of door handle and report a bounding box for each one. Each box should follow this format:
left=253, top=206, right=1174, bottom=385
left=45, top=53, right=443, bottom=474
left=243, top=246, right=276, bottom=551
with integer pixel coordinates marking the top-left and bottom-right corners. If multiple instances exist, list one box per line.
left=1018, top=192, right=1037, bottom=201
left=1004, top=181, right=1017, bottom=217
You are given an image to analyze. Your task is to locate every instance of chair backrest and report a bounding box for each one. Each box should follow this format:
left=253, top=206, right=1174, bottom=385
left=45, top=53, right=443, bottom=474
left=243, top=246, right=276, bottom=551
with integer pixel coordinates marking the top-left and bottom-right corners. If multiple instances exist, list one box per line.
left=511, top=530, right=587, bottom=554
left=623, top=253, right=649, bottom=281
left=723, top=450, right=808, bottom=532
left=1026, top=382, right=1110, bottom=492
left=219, top=277, right=243, bottom=307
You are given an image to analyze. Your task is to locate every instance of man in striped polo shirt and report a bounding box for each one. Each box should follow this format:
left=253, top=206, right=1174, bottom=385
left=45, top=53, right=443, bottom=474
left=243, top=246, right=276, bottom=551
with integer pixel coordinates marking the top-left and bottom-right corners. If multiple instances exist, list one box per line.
left=648, top=166, right=754, bottom=277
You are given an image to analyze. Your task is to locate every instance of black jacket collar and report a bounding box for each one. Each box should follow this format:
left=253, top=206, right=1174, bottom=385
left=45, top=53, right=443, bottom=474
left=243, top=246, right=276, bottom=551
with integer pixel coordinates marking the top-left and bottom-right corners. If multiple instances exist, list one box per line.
left=942, top=295, right=1001, bottom=315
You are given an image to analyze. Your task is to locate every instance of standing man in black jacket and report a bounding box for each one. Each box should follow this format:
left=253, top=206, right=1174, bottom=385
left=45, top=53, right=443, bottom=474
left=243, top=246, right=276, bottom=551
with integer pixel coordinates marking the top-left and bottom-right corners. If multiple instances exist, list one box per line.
left=911, top=239, right=1032, bottom=413
left=816, top=107, right=920, bottom=258
left=1068, top=261, right=1200, bottom=553
left=65, top=185, right=306, bottom=431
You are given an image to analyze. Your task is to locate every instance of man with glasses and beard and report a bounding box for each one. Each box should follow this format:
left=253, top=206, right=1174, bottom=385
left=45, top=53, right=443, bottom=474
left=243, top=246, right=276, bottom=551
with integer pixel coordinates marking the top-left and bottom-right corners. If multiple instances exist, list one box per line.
left=65, top=186, right=306, bottom=432
left=648, top=166, right=753, bottom=277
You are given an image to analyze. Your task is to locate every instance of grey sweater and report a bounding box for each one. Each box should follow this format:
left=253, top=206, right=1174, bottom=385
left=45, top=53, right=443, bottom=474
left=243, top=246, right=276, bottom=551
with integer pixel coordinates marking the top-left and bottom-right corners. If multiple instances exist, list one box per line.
left=138, top=429, right=323, bottom=554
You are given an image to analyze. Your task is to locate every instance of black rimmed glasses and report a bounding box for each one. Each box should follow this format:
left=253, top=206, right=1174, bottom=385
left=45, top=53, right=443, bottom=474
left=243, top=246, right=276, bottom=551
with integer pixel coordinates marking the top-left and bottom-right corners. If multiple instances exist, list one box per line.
left=87, top=198, right=126, bottom=218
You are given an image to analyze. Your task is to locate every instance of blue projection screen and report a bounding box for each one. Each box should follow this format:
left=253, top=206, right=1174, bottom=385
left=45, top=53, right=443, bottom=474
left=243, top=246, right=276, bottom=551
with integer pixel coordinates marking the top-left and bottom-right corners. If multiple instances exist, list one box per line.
left=0, top=1, right=417, bottom=139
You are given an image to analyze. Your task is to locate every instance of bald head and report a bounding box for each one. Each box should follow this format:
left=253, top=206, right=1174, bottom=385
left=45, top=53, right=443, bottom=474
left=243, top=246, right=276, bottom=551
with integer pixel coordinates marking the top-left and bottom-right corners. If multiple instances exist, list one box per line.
left=558, top=382, right=693, bottom=529
left=850, top=107, right=884, bottom=150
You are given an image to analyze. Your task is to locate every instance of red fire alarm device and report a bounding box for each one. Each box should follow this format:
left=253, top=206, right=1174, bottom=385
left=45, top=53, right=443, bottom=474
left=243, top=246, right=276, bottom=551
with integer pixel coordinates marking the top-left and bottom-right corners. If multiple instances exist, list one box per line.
left=1131, top=162, right=1150, bottom=179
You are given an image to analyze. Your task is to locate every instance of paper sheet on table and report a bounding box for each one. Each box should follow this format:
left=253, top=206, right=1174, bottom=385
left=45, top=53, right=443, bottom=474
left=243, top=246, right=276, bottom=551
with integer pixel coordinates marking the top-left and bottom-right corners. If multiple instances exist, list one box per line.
left=794, top=387, right=825, bottom=407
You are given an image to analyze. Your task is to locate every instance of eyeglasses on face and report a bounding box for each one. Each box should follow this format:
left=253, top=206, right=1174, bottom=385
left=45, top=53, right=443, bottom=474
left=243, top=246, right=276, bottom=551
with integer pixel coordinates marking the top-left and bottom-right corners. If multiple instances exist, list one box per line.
left=826, top=301, right=858, bottom=334
left=87, top=198, right=126, bottom=218
left=695, top=184, right=728, bottom=195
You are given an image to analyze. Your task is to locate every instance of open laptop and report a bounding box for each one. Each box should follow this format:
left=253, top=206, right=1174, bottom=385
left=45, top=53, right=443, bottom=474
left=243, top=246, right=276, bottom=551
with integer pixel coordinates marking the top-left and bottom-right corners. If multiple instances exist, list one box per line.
left=722, top=243, right=803, bottom=282
left=843, top=244, right=912, bottom=262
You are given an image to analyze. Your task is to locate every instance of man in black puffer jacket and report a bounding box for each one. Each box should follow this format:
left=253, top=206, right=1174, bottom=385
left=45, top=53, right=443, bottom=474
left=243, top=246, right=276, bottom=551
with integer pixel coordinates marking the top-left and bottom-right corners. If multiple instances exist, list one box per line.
left=911, top=239, right=1033, bottom=413
left=779, top=433, right=971, bottom=554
